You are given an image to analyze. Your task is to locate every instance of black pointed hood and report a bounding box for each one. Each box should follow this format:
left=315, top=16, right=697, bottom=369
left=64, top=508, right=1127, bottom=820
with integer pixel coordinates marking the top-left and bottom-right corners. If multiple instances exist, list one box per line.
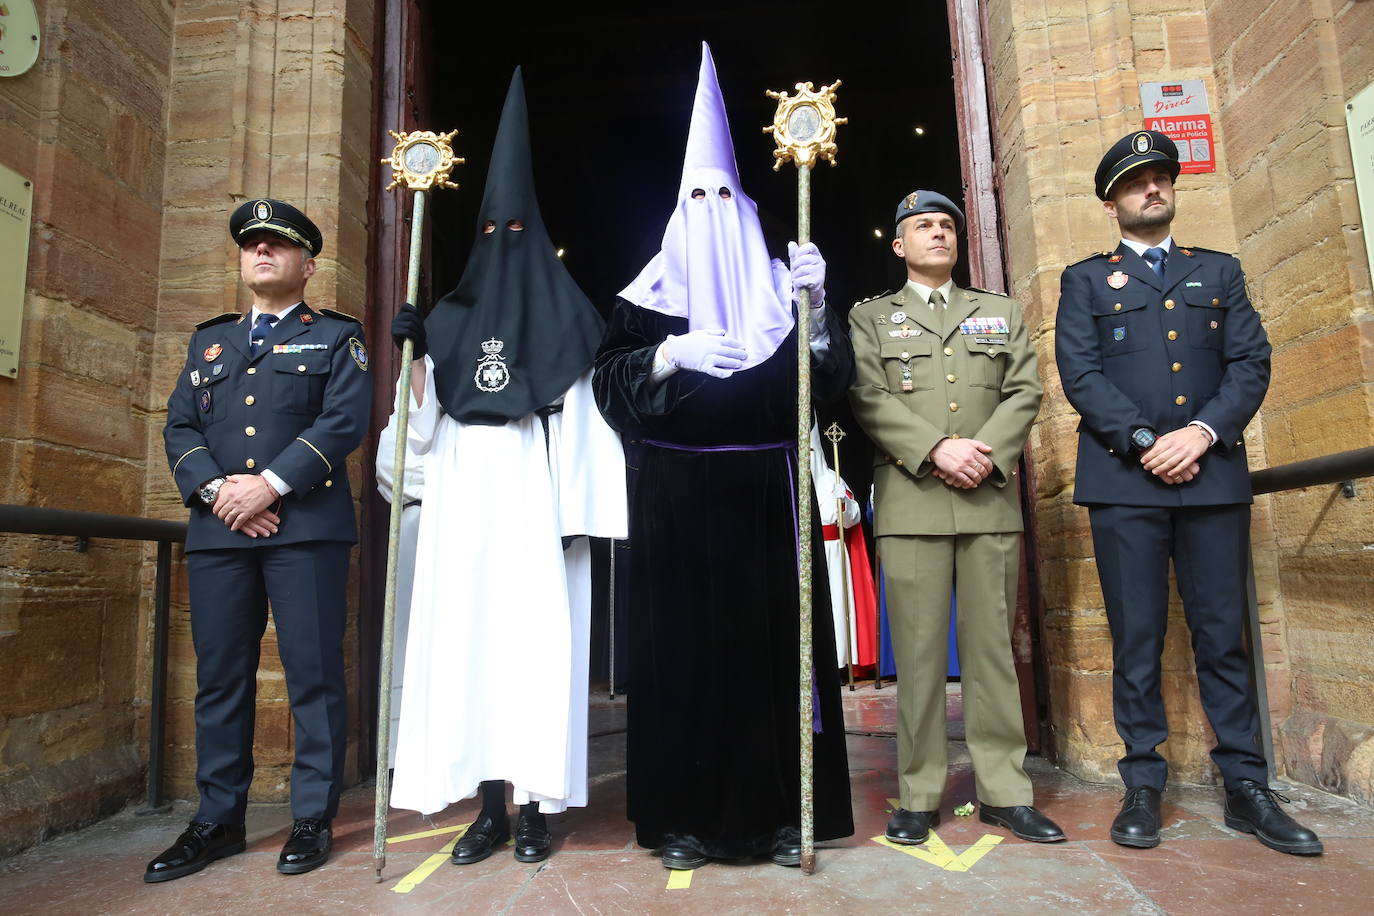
left=425, top=67, right=604, bottom=425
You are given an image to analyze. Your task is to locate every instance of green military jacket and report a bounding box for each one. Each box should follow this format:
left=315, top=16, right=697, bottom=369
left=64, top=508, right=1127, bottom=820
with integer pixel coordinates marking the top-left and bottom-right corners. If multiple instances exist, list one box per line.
left=848, top=283, right=1042, bottom=536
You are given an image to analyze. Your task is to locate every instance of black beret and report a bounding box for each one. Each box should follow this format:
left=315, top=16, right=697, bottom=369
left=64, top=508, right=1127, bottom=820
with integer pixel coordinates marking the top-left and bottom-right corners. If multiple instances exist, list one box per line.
left=1095, top=130, right=1181, bottom=200
left=230, top=198, right=323, bottom=257
left=895, top=189, right=965, bottom=234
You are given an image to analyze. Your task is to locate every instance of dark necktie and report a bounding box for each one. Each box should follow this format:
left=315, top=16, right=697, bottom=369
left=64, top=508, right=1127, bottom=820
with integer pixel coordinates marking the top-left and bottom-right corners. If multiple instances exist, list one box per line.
left=1142, top=246, right=1167, bottom=278
left=250, top=312, right=279, bottom=356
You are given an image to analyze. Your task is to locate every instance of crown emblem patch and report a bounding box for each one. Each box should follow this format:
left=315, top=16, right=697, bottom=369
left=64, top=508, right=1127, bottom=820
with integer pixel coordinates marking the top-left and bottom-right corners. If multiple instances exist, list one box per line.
left=474, top=338, right=511, bottom=393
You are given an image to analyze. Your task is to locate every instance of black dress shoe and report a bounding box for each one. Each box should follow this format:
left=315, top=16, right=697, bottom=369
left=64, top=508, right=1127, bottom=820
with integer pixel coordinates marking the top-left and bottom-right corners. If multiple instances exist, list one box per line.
left=1224, top=779, right=1323, bottom=855
left=277, top=817, right=332, bottom=875
left=452, top=812, right=510, bottom=865
left=1111, top=786, right=1162, bottom=848
left=144, top=821, right=246, bottom=883
left=660, top=837, right=707, bottom=870
left=885, top=808, right=940, bottom=845
left=513, top=812, right=552, bottom=863
left=771, top=826, right=802, bottom=867
left=979, top=804, right=1066, bottom=842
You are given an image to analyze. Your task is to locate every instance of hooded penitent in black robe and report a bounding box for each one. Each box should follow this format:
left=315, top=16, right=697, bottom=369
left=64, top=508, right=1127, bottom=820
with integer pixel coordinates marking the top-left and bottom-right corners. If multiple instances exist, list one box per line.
left=593, top=301, right=856, bottom=857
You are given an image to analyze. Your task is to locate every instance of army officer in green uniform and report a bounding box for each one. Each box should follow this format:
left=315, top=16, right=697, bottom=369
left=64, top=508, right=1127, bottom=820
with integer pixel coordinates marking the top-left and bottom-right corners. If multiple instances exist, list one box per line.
left=848, top=191, right=1063, bottom=845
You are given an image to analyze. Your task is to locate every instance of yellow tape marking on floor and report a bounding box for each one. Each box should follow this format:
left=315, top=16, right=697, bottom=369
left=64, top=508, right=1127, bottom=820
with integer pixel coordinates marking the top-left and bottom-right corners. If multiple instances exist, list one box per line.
left=871, top=831, right=1003, bottom=873
left=392, top=833, right=463, bottom=894
left=666, top=869, right=694, bottom=890
left=387, top=822, right=472, bottom=844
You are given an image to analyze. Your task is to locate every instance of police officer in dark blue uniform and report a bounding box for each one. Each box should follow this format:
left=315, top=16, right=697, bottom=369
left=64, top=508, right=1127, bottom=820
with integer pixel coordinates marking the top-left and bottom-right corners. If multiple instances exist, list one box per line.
left=1056, top=131, right=1321, bottom=856
left=147, top=199, right=372, bottom=882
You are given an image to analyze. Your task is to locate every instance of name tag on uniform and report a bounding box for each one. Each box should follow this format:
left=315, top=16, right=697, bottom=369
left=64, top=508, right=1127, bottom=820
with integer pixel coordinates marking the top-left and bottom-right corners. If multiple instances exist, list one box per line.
left=958, top=317, right=1009, bottom=335
left=974, top=336, right=1006, bottom=345
left=273, top=343, right=330, bottom=354
left=1185, top=281, right=1203, bottom=287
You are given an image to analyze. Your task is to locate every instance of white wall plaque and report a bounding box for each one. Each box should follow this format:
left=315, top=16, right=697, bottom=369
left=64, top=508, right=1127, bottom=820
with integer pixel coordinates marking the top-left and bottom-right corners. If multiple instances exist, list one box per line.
left=0, top=162, right=33, bottom=378
left=1348, top=82, right=1374, bottom=290
left=0, top=1, right=42, bottom=78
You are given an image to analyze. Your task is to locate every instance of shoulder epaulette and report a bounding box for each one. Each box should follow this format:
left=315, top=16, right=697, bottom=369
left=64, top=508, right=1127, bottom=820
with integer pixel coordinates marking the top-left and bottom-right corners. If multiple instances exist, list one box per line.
left=1176, top=245, right=1231, bottom=258
left=195, top=312, right=242, bottom=330
left=966, top=286, right=1009, bottom=297
left=317, top=307, right=362, bottom=323
left=1067, top=250, right=1112, bottom=268
left=851, top=290, right=895, bottom=308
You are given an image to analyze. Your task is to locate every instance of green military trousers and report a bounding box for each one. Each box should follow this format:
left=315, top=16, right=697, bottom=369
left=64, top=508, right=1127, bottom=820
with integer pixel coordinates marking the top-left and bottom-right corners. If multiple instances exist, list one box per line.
left=879, top=531, right=1033, bottom=810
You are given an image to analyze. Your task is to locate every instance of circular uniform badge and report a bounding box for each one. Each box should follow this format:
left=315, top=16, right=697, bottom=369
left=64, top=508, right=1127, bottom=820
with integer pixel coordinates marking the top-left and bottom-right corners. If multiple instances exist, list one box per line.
left=1133, top=132, right=1151, bottom=154
left=254, top=199, right=273, bottom=222
left=348, top=337, right=369, bottom=371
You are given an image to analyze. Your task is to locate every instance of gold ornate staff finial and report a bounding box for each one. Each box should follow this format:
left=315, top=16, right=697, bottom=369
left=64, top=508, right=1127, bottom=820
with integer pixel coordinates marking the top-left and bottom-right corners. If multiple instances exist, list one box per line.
left=381, top=129, right=464, bottom=192
left=762, top=80, right=847, bottom=171
left=823, top=421, right=847, bottom=446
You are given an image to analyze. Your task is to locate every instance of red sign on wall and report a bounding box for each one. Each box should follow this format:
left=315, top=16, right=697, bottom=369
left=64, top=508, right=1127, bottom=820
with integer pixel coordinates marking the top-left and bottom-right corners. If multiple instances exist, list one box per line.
left=1141, top=80, right=1216, bottom=175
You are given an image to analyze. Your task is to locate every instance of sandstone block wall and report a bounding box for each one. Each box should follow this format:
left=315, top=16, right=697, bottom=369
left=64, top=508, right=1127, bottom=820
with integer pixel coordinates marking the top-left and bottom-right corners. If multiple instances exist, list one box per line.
left=0, top=0, right=175, bottom=856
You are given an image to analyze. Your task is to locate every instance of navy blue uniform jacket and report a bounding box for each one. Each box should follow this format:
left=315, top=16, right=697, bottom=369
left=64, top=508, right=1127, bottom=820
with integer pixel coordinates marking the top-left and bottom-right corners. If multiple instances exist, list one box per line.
left=1055, top=242, right=1270, bottom=507
left=164, top=303, right=372, bottom=551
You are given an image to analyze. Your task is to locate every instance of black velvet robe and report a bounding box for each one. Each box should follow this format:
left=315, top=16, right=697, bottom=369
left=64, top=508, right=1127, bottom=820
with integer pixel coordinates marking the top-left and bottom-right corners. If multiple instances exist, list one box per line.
left=593, top=298, right=856, bottom=857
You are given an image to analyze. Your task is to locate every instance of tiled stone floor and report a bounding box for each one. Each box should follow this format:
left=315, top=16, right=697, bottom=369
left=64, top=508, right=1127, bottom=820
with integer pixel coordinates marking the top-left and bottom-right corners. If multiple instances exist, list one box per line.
left=3, top=688, right=1371, bottom=915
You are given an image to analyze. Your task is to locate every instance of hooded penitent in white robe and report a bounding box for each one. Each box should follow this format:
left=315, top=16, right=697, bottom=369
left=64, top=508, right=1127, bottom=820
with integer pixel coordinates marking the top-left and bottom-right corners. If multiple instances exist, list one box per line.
left=389, top=358, right=627, bottom=815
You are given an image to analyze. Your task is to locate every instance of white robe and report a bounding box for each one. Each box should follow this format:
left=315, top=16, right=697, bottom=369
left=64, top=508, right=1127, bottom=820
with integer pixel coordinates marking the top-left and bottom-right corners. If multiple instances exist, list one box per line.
left=809, top=425, right=862, bottom=667
left=390, top=357, right=627, bottom=815
left=375, top=399, right=426, bottom=767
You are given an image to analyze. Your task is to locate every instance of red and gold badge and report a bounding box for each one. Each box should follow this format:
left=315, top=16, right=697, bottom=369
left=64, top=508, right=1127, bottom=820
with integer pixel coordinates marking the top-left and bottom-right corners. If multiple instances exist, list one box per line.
left=300, top=314, right=313, bottom=324
left=203, top=343, right=223, bottom=362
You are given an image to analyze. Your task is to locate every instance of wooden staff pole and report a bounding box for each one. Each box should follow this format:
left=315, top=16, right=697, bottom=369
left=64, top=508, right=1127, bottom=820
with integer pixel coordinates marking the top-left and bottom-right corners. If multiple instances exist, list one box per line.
left=764, top=80, right=845, bottom=877
left=374, top=130, right=462, bottom=880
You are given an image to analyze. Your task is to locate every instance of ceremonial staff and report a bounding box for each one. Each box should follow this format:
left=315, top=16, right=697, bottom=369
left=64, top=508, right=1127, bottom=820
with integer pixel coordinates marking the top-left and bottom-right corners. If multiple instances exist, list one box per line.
left=764, top=80, right=845, bottom=876
left=824, top=421, right=855, bottom=690
left=373, top=129, right=462, bottom=880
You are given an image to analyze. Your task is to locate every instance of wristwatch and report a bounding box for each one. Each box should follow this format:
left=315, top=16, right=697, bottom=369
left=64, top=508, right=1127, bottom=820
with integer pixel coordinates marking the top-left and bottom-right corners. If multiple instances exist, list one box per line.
left=198, top=477, right=227, bottom=506
left=1130, top=428, right=1157, bottom=452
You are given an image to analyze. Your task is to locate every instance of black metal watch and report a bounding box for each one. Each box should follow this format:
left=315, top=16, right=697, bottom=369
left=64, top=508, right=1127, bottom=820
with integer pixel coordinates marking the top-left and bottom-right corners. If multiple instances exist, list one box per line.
left=1130, top=428, right=1157, bottom=452
left=198, top=477, right=227, bottom=506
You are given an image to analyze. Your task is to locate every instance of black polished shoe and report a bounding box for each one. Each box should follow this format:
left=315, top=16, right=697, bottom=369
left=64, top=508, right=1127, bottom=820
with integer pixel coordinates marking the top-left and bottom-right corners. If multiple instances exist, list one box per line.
left=771, top=826, right=802, bottom=867
left=885, top=808, right=940, bottom=845
left=979, top=804, right=1066, bottom=842
left=144, top=821, right=246, bottom=883
left=277, top=817, right=332, bottom=875
left=1111, top=786, right=1162, bottom=848
left=661, top=837, right=707, bottom=870
left=452, top=812, right=511, bottom=865
left=1224, top=779, right=1323, bottom=855
left=513, top=812, right=552, bottom=863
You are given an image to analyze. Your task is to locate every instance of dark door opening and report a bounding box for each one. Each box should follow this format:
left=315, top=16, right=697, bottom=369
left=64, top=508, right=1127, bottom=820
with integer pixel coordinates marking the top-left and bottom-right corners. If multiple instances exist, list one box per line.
left=360, top=1, right=1046, bottom=768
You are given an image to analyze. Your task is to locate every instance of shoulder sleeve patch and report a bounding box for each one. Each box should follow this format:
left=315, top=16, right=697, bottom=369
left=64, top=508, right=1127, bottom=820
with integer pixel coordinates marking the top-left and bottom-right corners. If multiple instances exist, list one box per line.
left=194, top=312, right=242, bottom=330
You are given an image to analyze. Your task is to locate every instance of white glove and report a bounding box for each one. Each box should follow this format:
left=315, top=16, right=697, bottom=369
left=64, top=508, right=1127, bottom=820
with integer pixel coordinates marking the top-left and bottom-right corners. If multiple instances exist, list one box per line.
left=789, top=241, right=827, bottom=308
left=664, top=329, right=747, bottom=379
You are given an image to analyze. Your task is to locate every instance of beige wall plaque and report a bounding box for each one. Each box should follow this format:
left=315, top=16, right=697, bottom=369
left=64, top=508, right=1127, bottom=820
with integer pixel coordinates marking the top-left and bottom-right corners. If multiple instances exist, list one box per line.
left=0, top=161, right=33, bottom=378
left=1348, top=82, right=1374, bottom=290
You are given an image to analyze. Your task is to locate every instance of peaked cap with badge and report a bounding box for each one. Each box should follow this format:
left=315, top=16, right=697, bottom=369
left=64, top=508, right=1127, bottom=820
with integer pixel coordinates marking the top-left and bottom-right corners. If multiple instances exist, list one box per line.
left=1094, top=129, right=1181, bottom=200
left=230, top=197, right=324, bottom=256
left=423, top=67, right=605, bottom=426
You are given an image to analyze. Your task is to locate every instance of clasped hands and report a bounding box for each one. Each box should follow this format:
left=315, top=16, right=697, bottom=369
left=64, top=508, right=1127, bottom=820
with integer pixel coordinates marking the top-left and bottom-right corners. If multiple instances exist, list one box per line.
left=212, top=474, right=281, bottom=537
left=930, top=437, right=994, bottom=489
left=1139, top=425, right=1210, bottom=485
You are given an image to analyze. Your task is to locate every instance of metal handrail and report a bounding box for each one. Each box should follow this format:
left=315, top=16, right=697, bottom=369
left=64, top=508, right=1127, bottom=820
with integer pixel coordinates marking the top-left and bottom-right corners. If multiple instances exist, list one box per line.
left=0, top=504, right=185, bottom=813
left=1244, top=445, right=1374, bottom=781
